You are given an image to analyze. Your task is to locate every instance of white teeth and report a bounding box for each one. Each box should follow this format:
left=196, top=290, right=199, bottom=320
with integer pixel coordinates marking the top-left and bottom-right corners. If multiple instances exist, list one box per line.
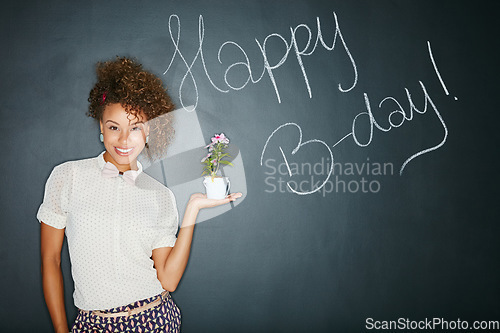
left=116, top=147, right=133, bottom=153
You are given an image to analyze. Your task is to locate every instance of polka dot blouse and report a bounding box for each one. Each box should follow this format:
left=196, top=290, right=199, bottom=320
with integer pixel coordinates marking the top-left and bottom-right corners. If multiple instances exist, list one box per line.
left=37, top=152, right=178, bottom=311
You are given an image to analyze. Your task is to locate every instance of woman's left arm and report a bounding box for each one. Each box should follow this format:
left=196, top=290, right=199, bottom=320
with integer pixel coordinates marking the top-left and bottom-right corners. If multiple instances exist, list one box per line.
left=152, top=192, right=242, bottom=292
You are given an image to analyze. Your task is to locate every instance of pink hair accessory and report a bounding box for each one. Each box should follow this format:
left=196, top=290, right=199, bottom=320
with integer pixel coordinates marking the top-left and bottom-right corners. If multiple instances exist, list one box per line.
left=100, top=91, right=107, bottom=105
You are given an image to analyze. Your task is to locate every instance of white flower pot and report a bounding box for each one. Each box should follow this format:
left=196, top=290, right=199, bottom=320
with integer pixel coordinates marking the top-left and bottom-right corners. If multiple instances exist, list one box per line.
left=203, top=176, right=230, bottom=199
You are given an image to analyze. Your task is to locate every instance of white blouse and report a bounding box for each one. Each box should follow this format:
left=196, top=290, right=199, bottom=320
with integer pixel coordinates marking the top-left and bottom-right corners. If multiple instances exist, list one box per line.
left=37, top=152, right=178, bottom=310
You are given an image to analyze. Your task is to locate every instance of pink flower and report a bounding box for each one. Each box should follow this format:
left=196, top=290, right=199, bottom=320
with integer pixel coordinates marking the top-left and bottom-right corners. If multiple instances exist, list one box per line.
left=201, top=132, right=232, bottom=177
left=211, top=133, right=230, bottom=144
left=201, top=153, right=212, bottom=162
left=219, top=133, right=229, bottom=144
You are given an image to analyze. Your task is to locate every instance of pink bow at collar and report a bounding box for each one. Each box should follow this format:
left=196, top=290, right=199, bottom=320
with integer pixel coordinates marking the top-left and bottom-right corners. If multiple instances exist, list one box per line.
left=101, top=162, right=139, bottom=185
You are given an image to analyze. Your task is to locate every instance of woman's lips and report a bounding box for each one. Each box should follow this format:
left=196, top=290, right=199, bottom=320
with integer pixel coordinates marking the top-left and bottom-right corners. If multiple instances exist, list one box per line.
left=114, top=147, right=134, bottom=156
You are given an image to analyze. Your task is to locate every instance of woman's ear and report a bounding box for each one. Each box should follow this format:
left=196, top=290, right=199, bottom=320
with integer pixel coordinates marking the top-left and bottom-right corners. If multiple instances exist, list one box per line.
left=99, top=120, right=104, bottom=134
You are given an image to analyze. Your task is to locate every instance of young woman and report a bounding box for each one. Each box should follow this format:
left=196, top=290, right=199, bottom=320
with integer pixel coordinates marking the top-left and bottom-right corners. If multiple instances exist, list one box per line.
left=39, top=57, right=241, bottom=332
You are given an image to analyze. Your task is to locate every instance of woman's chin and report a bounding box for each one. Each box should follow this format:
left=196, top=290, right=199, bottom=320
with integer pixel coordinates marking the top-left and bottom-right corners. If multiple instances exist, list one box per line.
left=106, top=150, right=141, bottom=168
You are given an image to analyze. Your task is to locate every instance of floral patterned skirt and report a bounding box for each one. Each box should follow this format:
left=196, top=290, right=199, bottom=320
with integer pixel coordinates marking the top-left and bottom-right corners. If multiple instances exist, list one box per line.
left=71, top=291, right=181, bottom=332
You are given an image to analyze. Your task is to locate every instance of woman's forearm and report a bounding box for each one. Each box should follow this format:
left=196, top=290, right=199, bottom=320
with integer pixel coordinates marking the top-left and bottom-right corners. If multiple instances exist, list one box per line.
left=155, top=193, right=241, bottom=291
left=41, top=259, right=69, bottom=333
left=160, top=202, right=199, bottom=291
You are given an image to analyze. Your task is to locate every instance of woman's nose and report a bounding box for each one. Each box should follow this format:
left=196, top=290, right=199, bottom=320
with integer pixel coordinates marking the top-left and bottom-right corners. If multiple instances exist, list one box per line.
left=119, top=130, right=129, bottom=144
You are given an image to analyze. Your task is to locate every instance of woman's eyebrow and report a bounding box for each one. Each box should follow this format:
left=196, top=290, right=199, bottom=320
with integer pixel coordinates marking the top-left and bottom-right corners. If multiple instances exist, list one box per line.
left=105, top=120, right=144, bottom=126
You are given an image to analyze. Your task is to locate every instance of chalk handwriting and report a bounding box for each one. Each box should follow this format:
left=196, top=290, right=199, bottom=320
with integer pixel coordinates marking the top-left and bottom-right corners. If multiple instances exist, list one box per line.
left=352, top=81, right=448, bottom=175
left=163, top=15, right=229, bottom=112
left=260, top=41, right=453, bottom=194
left=260, top=123, right=334, bottom=195
left=164, top=12, right=357, bottom=109
left=427, top=41, right=458, bottom=101
left=163, top=12, right=455, bottom=195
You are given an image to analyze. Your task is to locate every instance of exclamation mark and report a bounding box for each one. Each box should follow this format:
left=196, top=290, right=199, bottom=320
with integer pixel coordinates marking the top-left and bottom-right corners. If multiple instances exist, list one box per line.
left=427, top=41, right=458, bottom=101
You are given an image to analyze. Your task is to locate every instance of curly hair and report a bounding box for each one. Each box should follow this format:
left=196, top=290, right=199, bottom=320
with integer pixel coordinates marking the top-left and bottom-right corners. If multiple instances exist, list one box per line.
left=88, top=56, right=175, bottom=161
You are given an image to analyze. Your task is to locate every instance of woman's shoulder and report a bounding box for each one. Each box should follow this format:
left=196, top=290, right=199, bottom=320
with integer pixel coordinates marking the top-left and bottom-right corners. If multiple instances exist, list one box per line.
left=53, top=155, right=97, bottom=168
left=48, top=155, right=100, bottom=179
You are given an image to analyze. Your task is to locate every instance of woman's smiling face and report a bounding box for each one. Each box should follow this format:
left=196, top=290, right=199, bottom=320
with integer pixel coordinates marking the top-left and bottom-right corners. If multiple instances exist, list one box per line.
left=100, top=103, right=148, bottom=172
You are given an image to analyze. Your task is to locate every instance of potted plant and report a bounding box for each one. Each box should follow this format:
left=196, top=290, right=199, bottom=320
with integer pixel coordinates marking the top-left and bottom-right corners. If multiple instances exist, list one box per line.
left=201, top=133, right=233, bottom=199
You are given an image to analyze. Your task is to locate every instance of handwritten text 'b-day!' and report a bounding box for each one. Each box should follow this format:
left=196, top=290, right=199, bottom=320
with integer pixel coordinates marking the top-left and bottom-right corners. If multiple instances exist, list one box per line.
left=164, top=13, right=455, bottom=195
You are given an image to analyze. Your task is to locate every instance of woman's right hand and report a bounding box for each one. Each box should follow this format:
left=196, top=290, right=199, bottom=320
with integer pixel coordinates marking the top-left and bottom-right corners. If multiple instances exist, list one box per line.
left=187, top=192, right=243, bottom=211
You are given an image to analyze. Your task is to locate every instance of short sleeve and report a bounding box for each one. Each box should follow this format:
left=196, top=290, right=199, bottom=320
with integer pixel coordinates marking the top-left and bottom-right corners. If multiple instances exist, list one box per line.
left=152, top=187, right=178, bottom=249
left=37, top=163, right=73, bottom=229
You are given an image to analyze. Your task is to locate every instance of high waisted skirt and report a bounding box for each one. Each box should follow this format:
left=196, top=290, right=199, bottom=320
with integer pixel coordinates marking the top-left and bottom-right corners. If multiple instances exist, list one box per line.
left=71, top=291, right=181, bottom=332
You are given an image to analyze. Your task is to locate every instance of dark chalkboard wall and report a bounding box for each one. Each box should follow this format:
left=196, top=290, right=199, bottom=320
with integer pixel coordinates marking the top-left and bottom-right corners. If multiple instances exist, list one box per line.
left=1, top=0, right=499, bottom=332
